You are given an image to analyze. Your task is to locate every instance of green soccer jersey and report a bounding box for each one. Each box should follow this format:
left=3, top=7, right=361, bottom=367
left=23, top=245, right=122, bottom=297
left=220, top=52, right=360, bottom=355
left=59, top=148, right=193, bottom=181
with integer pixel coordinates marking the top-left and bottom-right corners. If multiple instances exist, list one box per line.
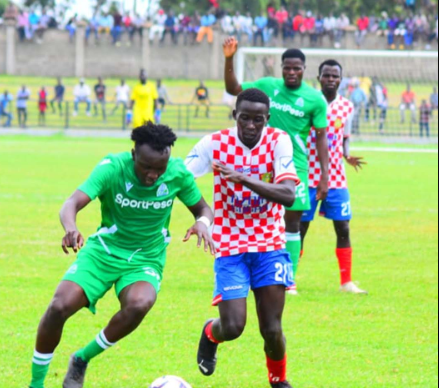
left=243, top=78, right=328, bottom=171
left=78, top=152, right=202, bottom=267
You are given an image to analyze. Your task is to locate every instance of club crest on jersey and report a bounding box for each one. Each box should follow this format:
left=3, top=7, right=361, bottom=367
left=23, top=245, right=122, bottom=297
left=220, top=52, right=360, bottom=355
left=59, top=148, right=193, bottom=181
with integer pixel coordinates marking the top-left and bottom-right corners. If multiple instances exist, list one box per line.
left=157, top=183, right=169, bottom=197
left=261, top=172, right=273, bottom=183
left=334, top=118, right=343, bottom=130
left=274, top=90, right=280, bottom=97
left=125, top=182, right=134, bottom=192
left=295, top=97, right=305, bottom=107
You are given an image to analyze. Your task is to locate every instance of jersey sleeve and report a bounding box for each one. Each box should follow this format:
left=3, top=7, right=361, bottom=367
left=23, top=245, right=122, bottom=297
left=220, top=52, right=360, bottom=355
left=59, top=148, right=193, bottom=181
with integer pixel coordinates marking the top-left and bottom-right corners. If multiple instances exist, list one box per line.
left=185, top=135, right=214, bottom=178
left=312, top=94, right=329, bottom=129
left=242, top=78, right=272, bottom=92
left=274, top=133, right=301, bottom=185
left=177, top=162, right=203, bottom=208
left=78, top=155, right=117, bottom=200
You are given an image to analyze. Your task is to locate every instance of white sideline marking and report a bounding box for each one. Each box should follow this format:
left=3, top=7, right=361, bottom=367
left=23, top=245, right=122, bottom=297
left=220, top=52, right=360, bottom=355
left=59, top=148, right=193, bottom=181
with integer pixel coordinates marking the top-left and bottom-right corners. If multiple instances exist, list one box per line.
left=351, top=147, right=438, bottom=154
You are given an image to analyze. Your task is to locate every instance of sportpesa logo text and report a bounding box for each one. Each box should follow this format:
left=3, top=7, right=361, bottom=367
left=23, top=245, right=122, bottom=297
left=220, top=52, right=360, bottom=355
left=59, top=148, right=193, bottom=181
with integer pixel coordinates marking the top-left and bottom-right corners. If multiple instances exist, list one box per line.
left=115, top=194, right=174, bottom=210
left=270, top=99, right=305, bottom=118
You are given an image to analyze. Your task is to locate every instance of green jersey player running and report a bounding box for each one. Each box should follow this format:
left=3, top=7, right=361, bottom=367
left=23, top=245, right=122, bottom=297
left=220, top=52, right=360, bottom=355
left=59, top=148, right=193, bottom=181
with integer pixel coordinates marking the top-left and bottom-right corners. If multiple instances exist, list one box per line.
left=223, top=37, right=329, bottom=294
left=29, top=123, right=215, bottom=388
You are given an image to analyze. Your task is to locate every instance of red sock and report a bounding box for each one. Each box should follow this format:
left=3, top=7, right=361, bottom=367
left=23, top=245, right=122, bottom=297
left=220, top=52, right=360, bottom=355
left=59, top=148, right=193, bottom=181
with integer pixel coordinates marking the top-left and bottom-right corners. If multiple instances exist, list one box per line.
left=300, top=250, right=304, bottom=258
left=336, top=247, right=353, bottom=285
left=205, top=321, right=223, bottom=344
left=266, top=355, right=287, bottom=384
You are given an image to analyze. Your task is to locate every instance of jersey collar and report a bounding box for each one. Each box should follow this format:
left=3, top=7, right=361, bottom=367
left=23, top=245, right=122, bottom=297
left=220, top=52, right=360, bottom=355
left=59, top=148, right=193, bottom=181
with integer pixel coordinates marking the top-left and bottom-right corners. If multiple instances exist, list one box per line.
left=233, top=126, right=267, bottom=151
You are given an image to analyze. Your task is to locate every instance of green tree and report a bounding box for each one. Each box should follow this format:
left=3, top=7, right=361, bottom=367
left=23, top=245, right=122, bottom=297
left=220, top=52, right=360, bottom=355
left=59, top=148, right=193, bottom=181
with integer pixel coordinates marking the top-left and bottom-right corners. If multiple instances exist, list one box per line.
left=0, top=0, right=8, bottom=16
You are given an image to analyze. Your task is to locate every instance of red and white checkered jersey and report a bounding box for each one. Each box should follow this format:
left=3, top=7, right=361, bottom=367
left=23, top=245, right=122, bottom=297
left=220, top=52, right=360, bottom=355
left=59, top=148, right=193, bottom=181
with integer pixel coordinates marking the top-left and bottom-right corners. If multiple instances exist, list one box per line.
left=185, top=127, right=300, bottom=259
left=308, top=95, right=354, bottom=189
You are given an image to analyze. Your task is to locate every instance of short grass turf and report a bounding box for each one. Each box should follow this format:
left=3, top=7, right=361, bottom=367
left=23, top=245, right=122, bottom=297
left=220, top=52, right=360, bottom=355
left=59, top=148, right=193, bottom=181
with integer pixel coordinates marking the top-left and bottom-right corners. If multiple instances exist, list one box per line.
left=0, top=136, right=437, bottom=388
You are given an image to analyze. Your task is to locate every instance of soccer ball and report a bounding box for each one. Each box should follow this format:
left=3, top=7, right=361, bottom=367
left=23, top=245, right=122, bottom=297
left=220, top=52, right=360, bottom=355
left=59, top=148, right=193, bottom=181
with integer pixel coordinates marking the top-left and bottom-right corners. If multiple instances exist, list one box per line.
left=149, top=375, right=192, bottom=388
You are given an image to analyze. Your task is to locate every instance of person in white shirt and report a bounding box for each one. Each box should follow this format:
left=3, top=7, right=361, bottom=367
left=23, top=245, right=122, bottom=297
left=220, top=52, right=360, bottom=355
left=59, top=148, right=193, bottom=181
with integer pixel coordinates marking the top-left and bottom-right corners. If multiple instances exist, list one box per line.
left=111, top=79, right=131, bottom=115
left=149, top=10, right=167, bottom=43
left=335, top=13, right=350, bottom=48
left=221, top=12, right=234, bottom=35
left=241, top=12, right=254, bottom=43
left=73, top=79, right=92, bottom=117
left=324, top=13, right=337, bottom=43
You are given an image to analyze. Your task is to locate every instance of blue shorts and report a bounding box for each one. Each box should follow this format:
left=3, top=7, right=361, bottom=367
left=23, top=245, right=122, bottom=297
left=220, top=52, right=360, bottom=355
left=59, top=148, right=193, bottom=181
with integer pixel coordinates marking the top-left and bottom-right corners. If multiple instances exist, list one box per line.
left=212, top=250, right=293, bottom=306
left=302, top=188, right=352, bottom=222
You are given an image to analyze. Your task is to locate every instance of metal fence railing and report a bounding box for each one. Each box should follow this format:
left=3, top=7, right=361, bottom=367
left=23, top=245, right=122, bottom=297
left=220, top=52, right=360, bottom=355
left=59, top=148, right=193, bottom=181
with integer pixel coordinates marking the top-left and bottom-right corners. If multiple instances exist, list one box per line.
left=1, top=101, right=437, bottom=138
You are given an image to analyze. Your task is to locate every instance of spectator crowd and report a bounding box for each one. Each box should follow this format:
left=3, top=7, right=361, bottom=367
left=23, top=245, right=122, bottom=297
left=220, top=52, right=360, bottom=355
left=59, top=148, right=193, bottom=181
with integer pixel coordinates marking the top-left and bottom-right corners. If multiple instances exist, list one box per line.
left=1, top=76, right=437, bottom=138
left=1, top=1, right=437, bottom=50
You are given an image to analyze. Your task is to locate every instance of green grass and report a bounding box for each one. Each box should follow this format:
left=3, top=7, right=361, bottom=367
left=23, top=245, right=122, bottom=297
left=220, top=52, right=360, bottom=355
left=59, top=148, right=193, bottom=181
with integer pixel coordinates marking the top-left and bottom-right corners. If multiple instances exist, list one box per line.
left=0, top=136, right=437, bottom=388
left=1, top=75, right=438, bottom=136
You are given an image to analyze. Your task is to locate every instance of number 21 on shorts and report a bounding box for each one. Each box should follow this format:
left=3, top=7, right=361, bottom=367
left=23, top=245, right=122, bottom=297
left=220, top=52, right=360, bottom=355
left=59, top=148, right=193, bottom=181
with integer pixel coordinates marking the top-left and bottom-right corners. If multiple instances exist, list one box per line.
left=342, top=201, right=351, bottom=217
left=275, top=263, right=293, bottom=284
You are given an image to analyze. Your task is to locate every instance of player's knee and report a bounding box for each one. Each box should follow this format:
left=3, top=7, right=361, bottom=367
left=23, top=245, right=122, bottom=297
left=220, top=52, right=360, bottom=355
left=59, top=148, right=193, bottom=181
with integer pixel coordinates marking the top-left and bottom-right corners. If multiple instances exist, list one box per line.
left=335, top=221, right=350, bottom=240
left=222, top=321, right=246, bottom=341
left=260, top=324, right=283, bottom=345
left=47, top=297, right=75, bottom=322
left=124, top=297, right=155, bottom=322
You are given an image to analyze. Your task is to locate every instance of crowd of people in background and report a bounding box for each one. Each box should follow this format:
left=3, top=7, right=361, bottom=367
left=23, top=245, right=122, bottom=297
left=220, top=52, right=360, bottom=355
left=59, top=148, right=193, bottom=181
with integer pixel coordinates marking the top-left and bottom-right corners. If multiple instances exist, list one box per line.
left=339, top=76, right=438, bottom=137
left=1, top=1, right=437, bottom=50
left=0, top=76, right=437, bottom=137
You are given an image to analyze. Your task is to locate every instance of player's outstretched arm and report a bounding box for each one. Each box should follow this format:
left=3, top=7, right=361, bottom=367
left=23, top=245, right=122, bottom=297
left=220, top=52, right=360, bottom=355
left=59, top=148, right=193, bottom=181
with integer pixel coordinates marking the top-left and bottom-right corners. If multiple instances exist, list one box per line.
left=60, top=190, right=91, bottom=255
left=224, top=37, right=243, bottom=96
left=213, top=162, right=296, bottom=208
left=183, top=197, right=215, bottom=255
left=315, top=128, right=329, bottom=201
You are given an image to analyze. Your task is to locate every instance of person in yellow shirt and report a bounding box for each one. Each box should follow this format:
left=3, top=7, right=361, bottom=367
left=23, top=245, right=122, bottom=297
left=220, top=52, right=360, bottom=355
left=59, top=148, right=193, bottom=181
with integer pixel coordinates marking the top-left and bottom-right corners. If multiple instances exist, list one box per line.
left=129, top=69, right=158, bottom=128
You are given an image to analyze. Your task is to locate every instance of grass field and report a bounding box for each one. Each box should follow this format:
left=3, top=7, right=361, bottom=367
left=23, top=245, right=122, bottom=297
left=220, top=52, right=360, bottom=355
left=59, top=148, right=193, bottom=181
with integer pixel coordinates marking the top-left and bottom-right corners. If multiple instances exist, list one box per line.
left=1, top=75, right=438, bottom=137
left=0, top=135, right=438, bottom=388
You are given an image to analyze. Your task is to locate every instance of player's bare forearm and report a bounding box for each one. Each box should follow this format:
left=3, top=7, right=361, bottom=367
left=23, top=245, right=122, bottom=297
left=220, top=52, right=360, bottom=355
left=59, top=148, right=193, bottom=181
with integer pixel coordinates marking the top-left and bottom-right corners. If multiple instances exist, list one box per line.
left=60, top=190, right=91, bottom=254
left=185, top=198, right=215, bottom=255
left=187, top=197, right=214, bottom=224
left=213, top=162, right=296, bottom=207
left=241, top=176, right=296, bottom=208
left=59, top=190, right=91, bottom=232
left=225, top=57, right=243, bottom=96
left=316, top=128, right=329, bottom=200
left=316, top=128, right=329, bottom=179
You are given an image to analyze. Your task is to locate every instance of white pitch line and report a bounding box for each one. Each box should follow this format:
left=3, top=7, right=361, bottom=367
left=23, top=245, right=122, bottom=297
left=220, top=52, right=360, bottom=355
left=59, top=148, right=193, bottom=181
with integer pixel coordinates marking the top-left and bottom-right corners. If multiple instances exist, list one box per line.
left=351, top=147, right=438, bottom=154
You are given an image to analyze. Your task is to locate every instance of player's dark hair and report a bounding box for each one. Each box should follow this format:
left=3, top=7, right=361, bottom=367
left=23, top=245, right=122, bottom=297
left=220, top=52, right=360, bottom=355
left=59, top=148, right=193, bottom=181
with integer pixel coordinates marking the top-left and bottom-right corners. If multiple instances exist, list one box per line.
left=131, top=122, right=177, bottom=153
left=236, top=88, right=270, bottom=110
left=319, top=59, right=343, bottom=76
left=282, top=49, right=306, bottom=64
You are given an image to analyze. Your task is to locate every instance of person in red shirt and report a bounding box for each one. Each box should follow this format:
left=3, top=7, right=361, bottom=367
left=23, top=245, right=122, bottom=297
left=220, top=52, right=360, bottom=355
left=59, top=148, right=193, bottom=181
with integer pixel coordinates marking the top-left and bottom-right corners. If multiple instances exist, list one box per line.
left=38, top=87, right=48, bottom=127
left=275, top=6, right=289, bottom=39
left=355, top=15, right=369, bottom=48
left=303, top=11, right=316, bottom=43
left=400, top=85, right=417, bottom=124
left=293, top=11, right=304, bottom=42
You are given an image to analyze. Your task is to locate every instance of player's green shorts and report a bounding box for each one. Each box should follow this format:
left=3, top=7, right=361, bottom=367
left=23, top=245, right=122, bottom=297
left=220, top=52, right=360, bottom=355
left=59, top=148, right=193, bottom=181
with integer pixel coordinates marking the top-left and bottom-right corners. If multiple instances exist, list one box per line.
left=62, top=242, right=164, bottom=314
left=285, top=169, right=311, bottom=212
